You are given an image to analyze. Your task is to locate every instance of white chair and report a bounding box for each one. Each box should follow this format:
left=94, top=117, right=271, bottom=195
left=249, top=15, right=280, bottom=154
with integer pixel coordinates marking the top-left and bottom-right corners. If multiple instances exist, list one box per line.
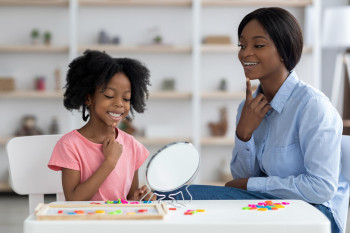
left=342, top=135, right=350, bottom=184
left=6, top=134, right=64, bottom=214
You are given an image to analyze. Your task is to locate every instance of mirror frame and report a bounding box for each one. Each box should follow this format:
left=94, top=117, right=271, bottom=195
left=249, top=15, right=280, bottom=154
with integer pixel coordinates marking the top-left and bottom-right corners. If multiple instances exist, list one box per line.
left=145, top=141, right=200, bottom=192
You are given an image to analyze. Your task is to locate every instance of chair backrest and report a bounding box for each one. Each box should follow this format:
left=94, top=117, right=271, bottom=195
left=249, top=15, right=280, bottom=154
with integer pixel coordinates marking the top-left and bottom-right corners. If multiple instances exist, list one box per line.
left=6, top=134, right=64, bottom=214
left=341, top=135, right=350, bottom=184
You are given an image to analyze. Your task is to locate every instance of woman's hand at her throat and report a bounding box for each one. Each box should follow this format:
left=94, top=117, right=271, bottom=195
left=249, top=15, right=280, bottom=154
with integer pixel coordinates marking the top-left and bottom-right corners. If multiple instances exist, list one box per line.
left=236, top=78, right=271, bottom=142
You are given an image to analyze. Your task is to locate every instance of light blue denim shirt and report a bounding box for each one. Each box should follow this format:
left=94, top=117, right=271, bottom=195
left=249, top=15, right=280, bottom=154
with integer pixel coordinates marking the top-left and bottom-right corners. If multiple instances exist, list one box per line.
left=231, top=71, right=349, bottom=232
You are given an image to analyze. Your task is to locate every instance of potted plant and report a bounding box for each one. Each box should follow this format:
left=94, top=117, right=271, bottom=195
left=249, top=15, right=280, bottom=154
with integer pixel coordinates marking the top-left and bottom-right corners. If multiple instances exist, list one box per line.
left=153, top=35, right=162, bottom=44
left=43, top=31, right=52, bottom=45
left=31, top=29, right=40, bottom=45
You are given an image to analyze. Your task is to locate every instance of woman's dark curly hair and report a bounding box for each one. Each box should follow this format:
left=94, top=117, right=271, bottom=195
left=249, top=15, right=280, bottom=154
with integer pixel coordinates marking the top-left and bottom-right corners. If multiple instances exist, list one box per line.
left=238, top=7, right=303, bottom=72
left=63, top=50, right=151, bottom=121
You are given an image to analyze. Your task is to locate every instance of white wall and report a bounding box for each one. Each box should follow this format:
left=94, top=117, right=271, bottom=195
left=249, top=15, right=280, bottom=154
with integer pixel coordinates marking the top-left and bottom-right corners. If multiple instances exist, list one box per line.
left=1, top=1, right=345, bottom=187
left=321, top=0, right=349, bottom=98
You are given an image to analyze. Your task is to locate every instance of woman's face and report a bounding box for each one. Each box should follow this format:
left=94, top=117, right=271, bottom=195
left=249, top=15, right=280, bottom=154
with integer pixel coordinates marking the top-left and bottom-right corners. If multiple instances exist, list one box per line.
left=238, top=19, right=285, bottom=81
left=86, top=72, right=131, bottom=129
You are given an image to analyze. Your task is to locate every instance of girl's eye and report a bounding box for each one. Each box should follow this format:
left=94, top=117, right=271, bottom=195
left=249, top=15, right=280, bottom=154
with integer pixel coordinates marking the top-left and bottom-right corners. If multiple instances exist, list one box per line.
left=104, top=95, right=113, bottom=99
left=238, top=44, right=246, bottom=49
left=124, top=98, right=131, bottom=102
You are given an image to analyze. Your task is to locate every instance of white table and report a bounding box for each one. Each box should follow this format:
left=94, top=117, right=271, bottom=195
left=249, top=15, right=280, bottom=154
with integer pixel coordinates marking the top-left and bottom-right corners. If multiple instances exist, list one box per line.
left=24, top=200, right=330, bottom=233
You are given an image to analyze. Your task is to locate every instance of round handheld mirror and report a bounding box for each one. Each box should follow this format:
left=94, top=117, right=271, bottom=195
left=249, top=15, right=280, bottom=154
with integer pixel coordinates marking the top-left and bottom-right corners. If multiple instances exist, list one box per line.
left=145, top=142, right=200, bottom=192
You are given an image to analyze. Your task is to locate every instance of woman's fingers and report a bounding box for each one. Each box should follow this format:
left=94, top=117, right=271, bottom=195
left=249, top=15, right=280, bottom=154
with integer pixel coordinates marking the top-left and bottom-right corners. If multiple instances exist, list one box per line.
left=246, top=78, right=253, bottom=102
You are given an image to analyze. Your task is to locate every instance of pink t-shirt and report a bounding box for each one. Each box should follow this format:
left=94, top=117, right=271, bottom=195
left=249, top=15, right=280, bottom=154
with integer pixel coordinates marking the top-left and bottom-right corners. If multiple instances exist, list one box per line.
left=48, top=129, right=149, bottom=201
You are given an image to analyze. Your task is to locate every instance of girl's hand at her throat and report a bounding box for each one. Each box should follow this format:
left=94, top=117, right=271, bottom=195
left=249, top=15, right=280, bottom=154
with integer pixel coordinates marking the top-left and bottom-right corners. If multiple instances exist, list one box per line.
left=236, top=78, right=271, bottom=142
left=103, top=123, right=123, bottom=168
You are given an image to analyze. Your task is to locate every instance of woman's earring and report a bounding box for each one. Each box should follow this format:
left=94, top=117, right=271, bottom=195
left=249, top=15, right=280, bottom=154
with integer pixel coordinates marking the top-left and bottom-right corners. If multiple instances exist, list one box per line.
left=82, top=104, right=90, bottom=121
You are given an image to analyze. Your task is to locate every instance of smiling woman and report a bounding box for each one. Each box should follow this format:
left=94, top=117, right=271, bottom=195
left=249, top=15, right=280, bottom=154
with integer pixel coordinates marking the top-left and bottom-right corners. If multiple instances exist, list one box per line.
left=47, top=50, right=156, bottom=203
left=166, top=7, right=347, bottom=233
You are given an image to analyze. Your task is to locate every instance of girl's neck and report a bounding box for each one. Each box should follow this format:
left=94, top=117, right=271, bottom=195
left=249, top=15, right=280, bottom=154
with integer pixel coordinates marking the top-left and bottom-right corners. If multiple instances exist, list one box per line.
left=78, top=122, right=118, bottom=144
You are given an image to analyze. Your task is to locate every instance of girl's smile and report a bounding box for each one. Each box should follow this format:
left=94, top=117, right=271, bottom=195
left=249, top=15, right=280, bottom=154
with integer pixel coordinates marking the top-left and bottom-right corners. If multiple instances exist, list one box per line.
left=108, top=111, right=123, bottom=121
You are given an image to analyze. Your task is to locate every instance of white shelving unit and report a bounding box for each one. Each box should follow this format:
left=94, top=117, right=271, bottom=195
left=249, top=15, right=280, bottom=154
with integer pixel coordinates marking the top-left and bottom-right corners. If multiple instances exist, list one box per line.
left=0, top=0, right=321, bottom=188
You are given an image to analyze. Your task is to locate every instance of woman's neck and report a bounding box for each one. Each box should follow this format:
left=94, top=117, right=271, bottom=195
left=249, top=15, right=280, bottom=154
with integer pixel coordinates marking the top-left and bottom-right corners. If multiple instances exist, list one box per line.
left=259, top=69, right=290, bottom=102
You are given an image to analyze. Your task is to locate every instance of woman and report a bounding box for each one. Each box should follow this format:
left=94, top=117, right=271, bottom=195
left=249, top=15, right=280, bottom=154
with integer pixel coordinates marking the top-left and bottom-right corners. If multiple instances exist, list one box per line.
left=162, top=7, right=347, bottom=233
left=225, top=7, right=347, bottom=233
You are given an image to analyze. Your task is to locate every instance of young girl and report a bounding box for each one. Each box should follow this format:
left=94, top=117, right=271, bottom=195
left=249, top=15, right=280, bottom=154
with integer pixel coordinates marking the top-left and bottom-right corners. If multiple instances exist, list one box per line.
left=48, top=50, right=155, bottom=202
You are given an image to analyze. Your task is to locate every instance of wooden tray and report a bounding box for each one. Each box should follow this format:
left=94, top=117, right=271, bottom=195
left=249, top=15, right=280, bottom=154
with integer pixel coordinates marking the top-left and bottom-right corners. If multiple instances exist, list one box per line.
left=35, top=203, right=168, bottom=220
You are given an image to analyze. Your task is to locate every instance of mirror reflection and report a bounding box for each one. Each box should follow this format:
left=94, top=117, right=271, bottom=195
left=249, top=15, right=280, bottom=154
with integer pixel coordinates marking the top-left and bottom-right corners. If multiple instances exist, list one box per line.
left=145, top=142, right=200, bottom=192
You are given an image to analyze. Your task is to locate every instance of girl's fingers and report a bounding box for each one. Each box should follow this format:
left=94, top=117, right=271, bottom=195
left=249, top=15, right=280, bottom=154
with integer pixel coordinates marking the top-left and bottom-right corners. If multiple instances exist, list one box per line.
left=108, top=123, right=117, bottom=142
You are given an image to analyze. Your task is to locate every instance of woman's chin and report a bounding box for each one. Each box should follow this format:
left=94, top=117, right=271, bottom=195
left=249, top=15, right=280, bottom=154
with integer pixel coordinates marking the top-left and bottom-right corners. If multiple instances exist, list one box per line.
left=245, top=75, right=259, bottom=81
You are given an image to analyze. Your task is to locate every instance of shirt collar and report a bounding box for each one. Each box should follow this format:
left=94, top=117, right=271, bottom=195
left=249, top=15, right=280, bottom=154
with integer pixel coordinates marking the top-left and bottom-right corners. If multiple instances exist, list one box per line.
left=255, top=71, right=299, bottom=114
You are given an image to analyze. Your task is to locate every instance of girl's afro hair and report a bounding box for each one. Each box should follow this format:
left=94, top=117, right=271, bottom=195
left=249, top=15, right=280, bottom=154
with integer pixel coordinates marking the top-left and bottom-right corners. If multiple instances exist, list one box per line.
left=63, top=50, right=151, bottom=118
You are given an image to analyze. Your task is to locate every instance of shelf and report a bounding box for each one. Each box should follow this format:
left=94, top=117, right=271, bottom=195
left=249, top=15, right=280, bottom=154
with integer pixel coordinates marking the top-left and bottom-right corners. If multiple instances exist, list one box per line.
left=136, top=137, right=192, bottom=146
left=344, top=120, right=350, bottom=128
left=79, top=0, right=191, bottom=7
left=0, top=137, right=11, bottom=146
left=0, top=45, right=69, bottom=53
left=201, top=44, right=312, bottom=54
left=201, top=44, right=238, bottom=53
left=303, top=46, right=312, bottom=54
left=79, top=45, right=191, bottom=54
left=0, top=91, right=64, bottom=99
left=201, top=91, right=245, bottom=100
left=0, top=0, right=68, bottom=6
left=149, top=91, right=192, bottom=100
left=202, top=0, right=312, bottom=7
left=201, top=137, right=235, bottom=146
left=0, top=182, right=12, bottom=192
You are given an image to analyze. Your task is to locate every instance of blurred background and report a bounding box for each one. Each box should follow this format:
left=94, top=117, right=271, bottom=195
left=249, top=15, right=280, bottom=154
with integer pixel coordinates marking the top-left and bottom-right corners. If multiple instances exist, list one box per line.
left=2, top=0, right=350, bottom=232
left=0, top=0, right=349, bottom=192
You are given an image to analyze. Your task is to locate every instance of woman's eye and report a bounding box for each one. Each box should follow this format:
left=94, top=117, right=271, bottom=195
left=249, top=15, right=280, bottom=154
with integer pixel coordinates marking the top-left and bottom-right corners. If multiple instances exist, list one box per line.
left=255, top=45, right=265, bottom=48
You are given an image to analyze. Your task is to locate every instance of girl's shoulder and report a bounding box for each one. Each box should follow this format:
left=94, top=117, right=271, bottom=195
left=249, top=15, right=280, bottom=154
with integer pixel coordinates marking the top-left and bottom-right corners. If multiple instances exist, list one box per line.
left=58, top=130, right=78, bottom=140
left=56, top=130, right=83, bottom=146
left=116, top=129, right=135, bottom=142
left=117, top=129, right=145, bottom=148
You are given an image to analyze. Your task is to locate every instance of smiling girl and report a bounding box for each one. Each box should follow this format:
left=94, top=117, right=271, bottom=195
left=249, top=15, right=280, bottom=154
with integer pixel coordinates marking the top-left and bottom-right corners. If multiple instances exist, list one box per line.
left=48, top=50, right=155, bottom=202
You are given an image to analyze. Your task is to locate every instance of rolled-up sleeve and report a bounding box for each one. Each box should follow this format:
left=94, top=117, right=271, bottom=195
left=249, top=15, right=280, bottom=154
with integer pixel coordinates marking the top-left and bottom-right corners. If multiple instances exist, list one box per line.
left=230, top=102, right=262, bottom=179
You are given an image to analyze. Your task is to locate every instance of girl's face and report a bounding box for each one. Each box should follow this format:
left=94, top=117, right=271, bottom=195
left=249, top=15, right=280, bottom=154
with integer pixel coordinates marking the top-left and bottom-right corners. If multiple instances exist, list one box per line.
left=87, top=72, right=131, bottom=129
left=238, top=19, right=285, bottom=81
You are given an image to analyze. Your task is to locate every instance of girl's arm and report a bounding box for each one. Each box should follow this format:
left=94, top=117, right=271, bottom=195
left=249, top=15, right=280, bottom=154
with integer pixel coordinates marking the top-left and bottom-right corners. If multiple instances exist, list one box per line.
left=127, top=170, right=139, bottom=200
left=61, top=159, right=117, bottom=201
left=127, top=170, right=156, bottom=201
left=62, top=124, right=123, bottom=201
